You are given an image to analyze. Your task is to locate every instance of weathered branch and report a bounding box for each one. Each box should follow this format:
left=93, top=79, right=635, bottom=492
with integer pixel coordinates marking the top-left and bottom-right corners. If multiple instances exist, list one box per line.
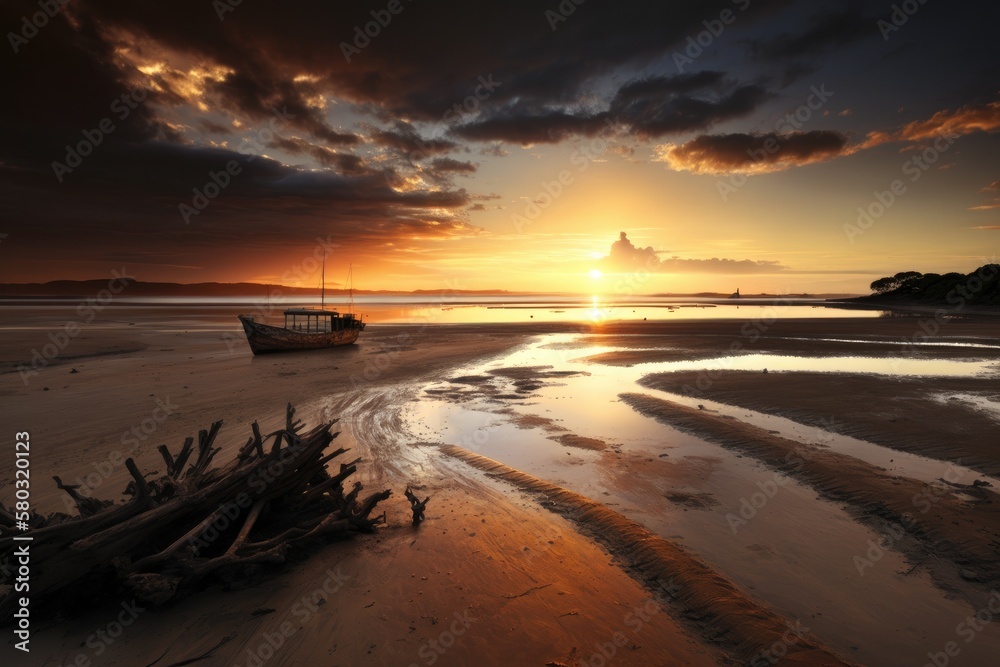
left=0, top=405, right=394, bottom=619
left=404, top=487, right=431, bottom=524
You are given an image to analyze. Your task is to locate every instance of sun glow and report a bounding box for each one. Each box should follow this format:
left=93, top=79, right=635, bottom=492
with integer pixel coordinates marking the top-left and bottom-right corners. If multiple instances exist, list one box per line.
left=589, top=269, right=603, bottom=280
left=589, top=295, right=605, bottom=322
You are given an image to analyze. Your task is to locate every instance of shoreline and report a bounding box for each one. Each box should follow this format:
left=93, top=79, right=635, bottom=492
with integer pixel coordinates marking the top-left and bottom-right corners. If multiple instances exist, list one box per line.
left=2, top=310, right=999, bottom=665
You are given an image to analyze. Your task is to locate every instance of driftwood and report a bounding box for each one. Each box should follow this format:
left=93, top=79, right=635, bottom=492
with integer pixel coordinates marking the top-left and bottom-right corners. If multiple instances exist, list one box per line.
left=404, top=487, right=430, bottom=524
left=0, top=404, right=391, bottom=616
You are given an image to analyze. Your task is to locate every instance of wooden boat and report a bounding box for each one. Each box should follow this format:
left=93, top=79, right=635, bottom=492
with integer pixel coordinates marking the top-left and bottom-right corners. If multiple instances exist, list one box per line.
left=238, top=309, right=365, bottom=355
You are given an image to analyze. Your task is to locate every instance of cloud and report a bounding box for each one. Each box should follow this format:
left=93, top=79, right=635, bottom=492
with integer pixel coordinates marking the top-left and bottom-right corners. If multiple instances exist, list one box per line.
left=429, top=158, right=477, bottom=174
left=266, top=136, right=371, bottom=175
left=422, top=157, right=478, bottom=187
left=451, top=74, right=770, bottom=144
left=452, top=108, right=608, bottom=145
left=609, top=79, right=770, bottom=140
left=370, top=122, right=458, bottom=157
left=199, top=120, right=232, bottom=135
left=968, top=181, right=1000, bottom=211
left=655, top=131, right=848, bottom=175
left=598, top=232, right=787, bottom=274
left=659, top=98, right=1000, bottom=176
left=748, top=7, right=874, bottom=61
left=0, top=0, right=995, bottom=282
left=860, top=101, right=1000, bottom=149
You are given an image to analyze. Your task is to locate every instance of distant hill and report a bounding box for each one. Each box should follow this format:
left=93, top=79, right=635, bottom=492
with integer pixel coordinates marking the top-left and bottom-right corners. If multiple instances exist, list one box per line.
left=0, top=279, right=521, bottom=298
left=651, top=292, right=858, bottom=299
left=853, top=264, right=1000, bottom=307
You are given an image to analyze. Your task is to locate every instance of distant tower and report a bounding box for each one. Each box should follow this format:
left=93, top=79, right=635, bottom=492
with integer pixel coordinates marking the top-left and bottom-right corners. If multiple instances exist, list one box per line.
left=730, top=287, right=741, bottom=299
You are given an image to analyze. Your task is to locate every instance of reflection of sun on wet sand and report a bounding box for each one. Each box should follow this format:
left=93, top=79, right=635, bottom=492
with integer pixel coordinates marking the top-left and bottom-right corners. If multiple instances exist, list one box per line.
left=2, top=307, right=1000, bottom=666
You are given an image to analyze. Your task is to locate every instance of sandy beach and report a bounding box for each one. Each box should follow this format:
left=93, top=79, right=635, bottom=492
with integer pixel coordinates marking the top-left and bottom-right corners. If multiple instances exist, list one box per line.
left=2, top=307, right=999, bottom=666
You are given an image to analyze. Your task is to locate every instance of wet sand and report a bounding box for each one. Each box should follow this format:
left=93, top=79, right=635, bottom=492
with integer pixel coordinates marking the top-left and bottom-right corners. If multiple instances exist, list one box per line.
left=1, top=308, right=999, bottom=665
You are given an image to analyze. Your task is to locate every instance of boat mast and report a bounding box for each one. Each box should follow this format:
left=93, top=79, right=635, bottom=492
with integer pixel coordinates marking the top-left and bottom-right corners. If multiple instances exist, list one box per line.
left=348, top=263, right=354, bottom=315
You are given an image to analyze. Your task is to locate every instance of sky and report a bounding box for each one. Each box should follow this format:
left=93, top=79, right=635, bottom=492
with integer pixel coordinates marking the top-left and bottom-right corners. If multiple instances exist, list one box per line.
left=1, top=0, right=998, bottom=294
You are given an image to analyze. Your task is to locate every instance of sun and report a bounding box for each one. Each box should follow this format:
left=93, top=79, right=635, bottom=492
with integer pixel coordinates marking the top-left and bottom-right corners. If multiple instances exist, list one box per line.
left=589, top=269, right=603, bottom=280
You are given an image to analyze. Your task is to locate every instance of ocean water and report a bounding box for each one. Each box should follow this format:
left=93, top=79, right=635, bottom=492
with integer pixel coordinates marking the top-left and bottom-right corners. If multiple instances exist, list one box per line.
left=0, top=294, right=885, bottom=324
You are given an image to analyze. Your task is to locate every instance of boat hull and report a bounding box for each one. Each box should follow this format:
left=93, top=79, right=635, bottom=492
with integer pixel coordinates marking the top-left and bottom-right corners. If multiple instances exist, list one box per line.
left=238, top=315, right=361, bottom=355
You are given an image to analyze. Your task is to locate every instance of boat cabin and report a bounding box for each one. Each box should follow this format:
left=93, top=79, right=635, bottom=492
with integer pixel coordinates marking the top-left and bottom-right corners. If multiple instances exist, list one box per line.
left=284, top=308, right=356, bottom=333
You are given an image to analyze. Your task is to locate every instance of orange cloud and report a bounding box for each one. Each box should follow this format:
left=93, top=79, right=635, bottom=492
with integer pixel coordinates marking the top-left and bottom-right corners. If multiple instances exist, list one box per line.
left=655, top=131, right=847, bottom=176
left=659, top=99, right=1000, bottom=176
left=860, top=101, right=1000, bottom=150
left=969, top=181, right=1000, bottom=210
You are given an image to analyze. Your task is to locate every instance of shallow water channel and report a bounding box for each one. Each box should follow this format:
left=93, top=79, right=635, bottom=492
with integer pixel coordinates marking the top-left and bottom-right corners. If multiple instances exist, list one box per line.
left=402, top=333, right=1000, bottom=667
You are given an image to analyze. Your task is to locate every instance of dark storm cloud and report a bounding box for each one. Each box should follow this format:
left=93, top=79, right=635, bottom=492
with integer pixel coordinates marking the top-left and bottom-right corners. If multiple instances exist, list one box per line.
left=206, top=73, right=360, bottom=147
left=420, top=157, right=477, bottom=187
left=370, top=122, right=458, bottom=157
left=0, top=136, right=473, bottom=260
left=69, top=0, right=797, bottom=125
left=199, top=119, right=232, bottom=135
left=429, top=158, right=477, bottom=174
left=747, top=7, right=874, bottom=61
left=266, top=136, right=372, bottom=176
left=743, top=6, right=876, bottom=87
left=452, top=74, right=770, bottom=145
left=4, top=0, right=992, bottom=281
left=660, top=130, right=849, bottom=174
left=0, top=2, right=160, bottom=162
left=2, top=0, right=799, bottom=174
left=610, top=81, right=770, bottom=140
left=451, top=108, right=608, bottom=145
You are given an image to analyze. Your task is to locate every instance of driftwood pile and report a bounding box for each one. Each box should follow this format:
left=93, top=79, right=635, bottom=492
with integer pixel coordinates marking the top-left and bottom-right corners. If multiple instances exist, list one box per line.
left=0, top=404, right=391, bottom=616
